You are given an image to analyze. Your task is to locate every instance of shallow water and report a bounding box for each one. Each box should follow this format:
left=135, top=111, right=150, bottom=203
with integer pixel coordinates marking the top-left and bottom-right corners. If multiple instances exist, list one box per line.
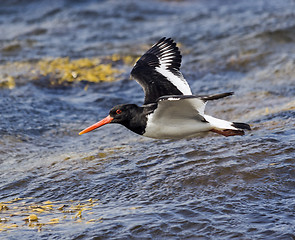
left=1, top=0, right=295, bottom=239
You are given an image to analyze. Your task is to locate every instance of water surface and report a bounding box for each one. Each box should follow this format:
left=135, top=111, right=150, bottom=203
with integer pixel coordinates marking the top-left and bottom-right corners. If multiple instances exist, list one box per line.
left=1, top=0, right=295, bottom=239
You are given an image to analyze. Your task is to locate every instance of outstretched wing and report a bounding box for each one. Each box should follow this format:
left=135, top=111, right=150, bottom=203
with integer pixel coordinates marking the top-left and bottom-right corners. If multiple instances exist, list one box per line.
left=155, top=96, right=207, bottom=123
left=131, top=37, right=192, bottom=105
left=155, top=92, right=234, bottom=121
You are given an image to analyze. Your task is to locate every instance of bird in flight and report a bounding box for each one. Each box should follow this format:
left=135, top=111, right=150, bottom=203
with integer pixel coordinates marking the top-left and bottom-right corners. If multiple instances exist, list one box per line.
left=79, top=38, right=250, bottom=139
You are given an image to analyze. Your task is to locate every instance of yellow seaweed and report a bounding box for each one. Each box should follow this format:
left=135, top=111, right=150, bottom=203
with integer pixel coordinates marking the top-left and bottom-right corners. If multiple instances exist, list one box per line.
left=74, top=210, right=83, bottom=219
left=0, top=54, right=138, bottom=89
left=47, top=218, right=59, bottom=225
left=31, top=208, right=45, bottom=213
left=86, top=219, right=96, bottom=223
left=0, top=204, right=9, bottom=211
left=24, top=214, right=38, bottom=222
left=0, top=197, right=103, bottom=233
left=37, top=57, right=122, bottom=85
left=0, top=76, right=15, bottom=89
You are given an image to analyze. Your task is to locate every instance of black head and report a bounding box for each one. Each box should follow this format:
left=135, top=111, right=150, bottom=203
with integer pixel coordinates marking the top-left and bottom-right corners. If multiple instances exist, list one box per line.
left=79, top=104, right=147, bottom=135
left=109, top=104, right=148, bottom=135
left=109, top=104, right=140, bottom=124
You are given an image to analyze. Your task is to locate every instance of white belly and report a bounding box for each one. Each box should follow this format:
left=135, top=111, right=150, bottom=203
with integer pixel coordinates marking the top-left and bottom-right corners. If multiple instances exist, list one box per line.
left=143, top=115, right=212, bottom=139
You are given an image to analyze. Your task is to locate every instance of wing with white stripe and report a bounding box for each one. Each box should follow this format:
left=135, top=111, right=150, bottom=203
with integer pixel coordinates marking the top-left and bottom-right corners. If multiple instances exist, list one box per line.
left=131, top=37, right=192, bottom=105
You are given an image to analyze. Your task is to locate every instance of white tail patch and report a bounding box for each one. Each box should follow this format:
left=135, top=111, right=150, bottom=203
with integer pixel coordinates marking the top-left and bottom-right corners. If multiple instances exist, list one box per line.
left=204, top=115, right=246, bottom=137
left=204, top=115, right=236, bottom=130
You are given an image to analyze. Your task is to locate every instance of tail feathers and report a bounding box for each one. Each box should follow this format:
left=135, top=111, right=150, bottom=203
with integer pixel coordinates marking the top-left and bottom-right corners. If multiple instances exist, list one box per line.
left=205, top=115, right=251, bottom=137
left=232, top=122, right=251, bottom=130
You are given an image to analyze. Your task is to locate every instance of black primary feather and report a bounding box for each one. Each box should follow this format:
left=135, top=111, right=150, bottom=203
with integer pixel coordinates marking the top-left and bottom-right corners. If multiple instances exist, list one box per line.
left=131, top=37, right=186, bottom=105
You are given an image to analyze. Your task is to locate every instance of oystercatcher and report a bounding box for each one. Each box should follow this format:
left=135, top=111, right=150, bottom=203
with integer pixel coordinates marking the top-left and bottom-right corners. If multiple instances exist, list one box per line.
left=79, top=38, right=250, bottom=139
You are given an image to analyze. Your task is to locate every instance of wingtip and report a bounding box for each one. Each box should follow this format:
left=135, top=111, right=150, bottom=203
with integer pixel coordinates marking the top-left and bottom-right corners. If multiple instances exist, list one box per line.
left=156, top=37, right=176, bottom=45
left=200, top=92, right=234, bottom=101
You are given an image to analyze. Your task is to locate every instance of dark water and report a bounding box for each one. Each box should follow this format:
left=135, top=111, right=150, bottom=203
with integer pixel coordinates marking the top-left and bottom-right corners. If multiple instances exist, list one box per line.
left=1, top=0, right=295, bottom=239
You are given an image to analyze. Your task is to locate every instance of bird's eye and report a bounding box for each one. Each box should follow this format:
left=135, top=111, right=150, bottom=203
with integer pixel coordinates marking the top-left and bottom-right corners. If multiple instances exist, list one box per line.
left=116, top=109, right=122, bottom=114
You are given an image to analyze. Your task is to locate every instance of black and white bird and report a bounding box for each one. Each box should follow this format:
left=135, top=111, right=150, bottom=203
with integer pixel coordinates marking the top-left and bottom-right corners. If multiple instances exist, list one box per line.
left=79, top=38, right=250, bottom=139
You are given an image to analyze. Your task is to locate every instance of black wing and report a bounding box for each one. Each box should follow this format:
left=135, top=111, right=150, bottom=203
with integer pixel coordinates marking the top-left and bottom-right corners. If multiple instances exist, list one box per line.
left=157, top=92, right=234, bottom=102
left=131, top=37, right=192, bottom=105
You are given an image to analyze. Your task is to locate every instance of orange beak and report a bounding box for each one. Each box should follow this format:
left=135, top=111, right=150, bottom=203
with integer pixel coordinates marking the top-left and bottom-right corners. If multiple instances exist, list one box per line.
left=79, top=115, right=114, bottom=135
